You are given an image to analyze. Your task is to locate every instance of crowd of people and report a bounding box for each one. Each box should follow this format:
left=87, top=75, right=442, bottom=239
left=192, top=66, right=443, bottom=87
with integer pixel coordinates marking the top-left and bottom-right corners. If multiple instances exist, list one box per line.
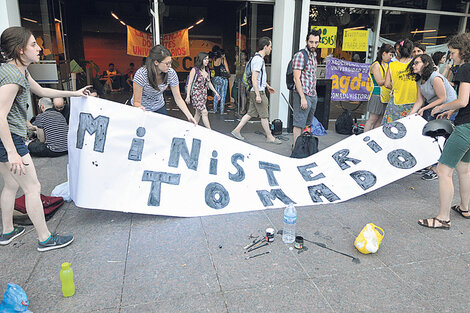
left=0, top=23, right=468, bottom=255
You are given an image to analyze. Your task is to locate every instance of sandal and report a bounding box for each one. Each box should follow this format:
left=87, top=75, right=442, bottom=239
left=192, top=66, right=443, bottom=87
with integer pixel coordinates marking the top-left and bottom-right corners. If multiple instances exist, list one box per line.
left=418, top=217, right=451, bottom=230
left=451, top=205, right=470, bottom=219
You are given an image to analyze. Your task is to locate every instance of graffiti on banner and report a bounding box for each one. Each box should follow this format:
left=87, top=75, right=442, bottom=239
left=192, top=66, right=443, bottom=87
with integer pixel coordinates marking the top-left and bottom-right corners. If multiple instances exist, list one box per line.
left=68, top=97, right=441, bottom=217
left=326, top=57, right=373, bottom=101
left=161, top=28, right=190, bottom=57
left=127, top=25, right=153, bottom=57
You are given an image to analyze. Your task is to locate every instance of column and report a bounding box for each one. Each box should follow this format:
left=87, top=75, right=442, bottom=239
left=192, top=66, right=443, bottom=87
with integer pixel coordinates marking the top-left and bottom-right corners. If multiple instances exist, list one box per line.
left=0, top=0, right=21, bottom=34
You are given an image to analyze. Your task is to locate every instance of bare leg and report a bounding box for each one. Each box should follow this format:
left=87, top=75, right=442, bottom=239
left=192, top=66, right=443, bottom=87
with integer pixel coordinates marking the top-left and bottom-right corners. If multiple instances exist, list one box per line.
left=373, top=114, right=384, bottom=129
left=293, top=126, right=302, bottom=147
left=200, top=109, right=211, bottom=129
left=194, top=110, right=201, bottom=124
left=0, top=155, right=51, bottom=241
left=233, top=113, right=251, bottom=135
left=364, top=113, right=380, bottom=132
left=0, top=163, right=20, bottom=234
left=261, top=118, right=276, bottom=142
left=455, top=161, right=470, bottom=212
left=436, top=162, right=454, bottom=221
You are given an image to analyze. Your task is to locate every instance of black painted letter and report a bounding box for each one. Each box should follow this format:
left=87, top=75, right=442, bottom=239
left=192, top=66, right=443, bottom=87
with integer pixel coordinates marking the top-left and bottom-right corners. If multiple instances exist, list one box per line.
left=142, top=171, right=180, bottom=206
left=387, top=149, right=417, bottom=169
left=205, top=182, right=230, bottom=210
left=256, top=189, right=295, bottom=207
left=382, top=121, right=407, bottom=139
left=332, top=149, right=361, bottom=170
left=76, top=113, right=109, bottom=152
left=350, top=170, right=377, bottom=191
left=307, top=184, right=341, bottom=203
left=259, top=161, right=281, bottom=186
left=229, top=153, right=245, bottom=182
left=168, top=138, right=201, bottom=171
left=297, top=162, right=325, bottom=181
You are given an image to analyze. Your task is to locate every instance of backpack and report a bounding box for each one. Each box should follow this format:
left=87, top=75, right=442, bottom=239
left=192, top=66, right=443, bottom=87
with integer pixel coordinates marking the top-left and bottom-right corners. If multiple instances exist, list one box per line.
left=242, top=53, right=264, bottom=89
left=286, top=49, right=309, bottom=90
left=185, top=67, right=200, bottom=96
left=290, top=131, right=319, bottom=158
left=335, top=109, right=354, bottom=135
left=270, top=119, right=283, bottom=136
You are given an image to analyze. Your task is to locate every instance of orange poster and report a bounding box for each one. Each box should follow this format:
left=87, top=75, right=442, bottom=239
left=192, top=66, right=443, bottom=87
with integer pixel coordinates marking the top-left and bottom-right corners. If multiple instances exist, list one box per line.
left=236, top=32, right=246, bottom=51
left=161, top=28, right=190, bottom=57
left=127, top=25, right=153, bottom=57
left=172, top=39, right=219, bottom=72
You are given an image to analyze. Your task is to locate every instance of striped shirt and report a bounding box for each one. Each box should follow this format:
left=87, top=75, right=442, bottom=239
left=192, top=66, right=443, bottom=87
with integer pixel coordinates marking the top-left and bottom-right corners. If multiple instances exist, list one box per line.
left=131, top=67, right=179, bottom=111
left=33, top=109, right=68, bottom=152
left=292, top=48, right=317, bottom=97
left=0, top=64, right=30, bottom=138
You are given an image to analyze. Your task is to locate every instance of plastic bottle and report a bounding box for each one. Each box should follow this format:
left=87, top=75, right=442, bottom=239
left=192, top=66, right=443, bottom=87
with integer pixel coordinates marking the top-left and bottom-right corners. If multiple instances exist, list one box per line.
left=282, top=203, right=297, bottom=244
left=60, top=262, right=75, bottom=297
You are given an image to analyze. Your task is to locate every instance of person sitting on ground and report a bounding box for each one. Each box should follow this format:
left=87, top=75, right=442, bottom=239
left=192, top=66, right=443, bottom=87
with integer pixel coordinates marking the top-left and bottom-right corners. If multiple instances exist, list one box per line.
left=101, top=63, right=121, bottom=91
left=418, top=33, right=470, bottom=229
left=125, top=62, right=136, bottom=91
left=53, top=97, right=70, bottom=124
left=27, top=97, right=68, bottom=157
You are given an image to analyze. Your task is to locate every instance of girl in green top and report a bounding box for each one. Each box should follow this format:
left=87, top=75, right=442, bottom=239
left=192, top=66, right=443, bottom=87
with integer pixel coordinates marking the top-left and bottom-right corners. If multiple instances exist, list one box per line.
left=0, top=27, right=90, bottom=251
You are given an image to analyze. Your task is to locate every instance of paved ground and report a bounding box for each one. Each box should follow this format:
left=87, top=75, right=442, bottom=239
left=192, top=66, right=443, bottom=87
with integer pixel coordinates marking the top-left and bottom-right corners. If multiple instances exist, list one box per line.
left=1, top=98, right=469, bottom=313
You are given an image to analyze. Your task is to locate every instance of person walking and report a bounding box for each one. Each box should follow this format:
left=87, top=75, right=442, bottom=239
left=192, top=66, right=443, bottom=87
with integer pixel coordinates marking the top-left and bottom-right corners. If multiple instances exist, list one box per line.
left=0, top=26, right=87, bottom=251
left=210, top=47, right=231, bottom=114
left=291, top=30, right=321, bottom=145
left=383, top=39, right=417, bottom=123
left=185, top=52, right=219, bottom=129
left=418, top=33, right=470, bottom=229
left=231, top=37, right=281, bottom=144
left=131, top=45, right=196, bottom=125
left=364, top=43, right=394, bottom=132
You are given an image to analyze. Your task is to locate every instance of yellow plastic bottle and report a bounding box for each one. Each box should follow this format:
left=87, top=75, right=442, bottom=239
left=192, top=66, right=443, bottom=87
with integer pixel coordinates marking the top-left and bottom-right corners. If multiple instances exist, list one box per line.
left=60, top=262, right=75, bottom=297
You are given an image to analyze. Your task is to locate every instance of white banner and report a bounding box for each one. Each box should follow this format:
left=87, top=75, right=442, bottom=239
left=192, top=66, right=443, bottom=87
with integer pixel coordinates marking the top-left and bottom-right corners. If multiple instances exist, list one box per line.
left=69, top=97, right=441, bottom=217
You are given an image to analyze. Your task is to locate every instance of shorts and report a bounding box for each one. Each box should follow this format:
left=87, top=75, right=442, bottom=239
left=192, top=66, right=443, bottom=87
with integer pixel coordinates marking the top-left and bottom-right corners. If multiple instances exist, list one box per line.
left=0, top=133, right=29, bottom=162
left=293, top=92, right=317, bottom=128
left=438, top=123, right=470, bottom=168
left=247, top=91, right=269, bottom=119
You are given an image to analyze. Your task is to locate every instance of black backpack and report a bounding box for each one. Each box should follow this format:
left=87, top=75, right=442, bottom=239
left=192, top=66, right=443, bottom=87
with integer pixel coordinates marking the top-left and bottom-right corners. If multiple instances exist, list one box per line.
left=335, top=109, right=354, bottom=135
left=286, top=49, right=309, bottom=90
left=290, top=131, right=319, bottom=159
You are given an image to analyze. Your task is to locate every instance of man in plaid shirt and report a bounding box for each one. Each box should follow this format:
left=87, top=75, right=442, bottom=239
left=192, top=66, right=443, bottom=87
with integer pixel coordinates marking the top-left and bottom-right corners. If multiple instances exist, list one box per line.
left=292, top=30, right=321, bottom=146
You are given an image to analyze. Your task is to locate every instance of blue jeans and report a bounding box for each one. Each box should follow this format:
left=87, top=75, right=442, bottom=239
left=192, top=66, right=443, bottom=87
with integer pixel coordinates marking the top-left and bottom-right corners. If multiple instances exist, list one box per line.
left=212, top=76, right=228, bottom=113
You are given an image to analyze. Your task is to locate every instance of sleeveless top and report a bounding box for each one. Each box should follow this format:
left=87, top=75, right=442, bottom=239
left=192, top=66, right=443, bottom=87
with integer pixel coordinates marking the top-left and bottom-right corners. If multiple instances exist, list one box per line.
left=389, top=61, right=417, bottom=105
left=418, top=71, right=457, bottom=106
left=369, top=61, right=391, bottom=103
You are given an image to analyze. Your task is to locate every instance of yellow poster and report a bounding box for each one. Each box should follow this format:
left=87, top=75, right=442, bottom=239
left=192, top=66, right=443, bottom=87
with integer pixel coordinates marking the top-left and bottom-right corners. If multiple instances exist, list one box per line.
left=127, top=25, right=153, bottom=57
left=161, top=28, right=190, bottom=58
left=342, top=30, right=369, bottom=52
left=311, top=26, right=337, bottom=48
left=172, top=39, right=219, bottom=72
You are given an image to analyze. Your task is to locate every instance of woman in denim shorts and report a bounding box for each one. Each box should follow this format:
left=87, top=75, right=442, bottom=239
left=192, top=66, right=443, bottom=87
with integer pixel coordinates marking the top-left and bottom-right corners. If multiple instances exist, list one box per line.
left=418, top=33, right=470, bottom=229
left=0, top=27, right=90, bottom=251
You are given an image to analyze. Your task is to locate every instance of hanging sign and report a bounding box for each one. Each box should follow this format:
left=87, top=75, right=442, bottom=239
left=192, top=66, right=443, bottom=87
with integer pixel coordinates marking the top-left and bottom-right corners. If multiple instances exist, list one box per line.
left=161, top=28, right=190, bottom=57
left=127, top=25, right=153, bottom=57
left=311, top=26, right=337, bottom=48
left=342, top=29, right=369, bottom=52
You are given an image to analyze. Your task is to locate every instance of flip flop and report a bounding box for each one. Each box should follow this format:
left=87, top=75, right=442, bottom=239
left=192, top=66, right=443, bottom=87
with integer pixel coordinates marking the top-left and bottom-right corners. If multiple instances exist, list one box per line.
left=418, top=217, right=450, bottom=230
left=451, top=205, right=470, bottom=219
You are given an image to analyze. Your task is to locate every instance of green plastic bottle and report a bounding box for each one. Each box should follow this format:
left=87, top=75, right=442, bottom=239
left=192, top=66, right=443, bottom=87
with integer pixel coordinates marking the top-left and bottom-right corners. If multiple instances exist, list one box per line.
left=60, top=262, right=75, bottom=297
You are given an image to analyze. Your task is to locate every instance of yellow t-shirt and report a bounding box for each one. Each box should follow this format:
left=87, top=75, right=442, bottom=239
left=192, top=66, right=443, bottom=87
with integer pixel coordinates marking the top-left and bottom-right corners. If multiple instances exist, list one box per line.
left=389, top=61, right=417, bottom=105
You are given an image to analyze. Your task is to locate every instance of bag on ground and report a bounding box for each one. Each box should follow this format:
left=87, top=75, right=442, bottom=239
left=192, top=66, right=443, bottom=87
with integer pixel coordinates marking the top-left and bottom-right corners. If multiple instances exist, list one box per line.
left=354, top=223, right=385, bottom=254
left=311, top=116, right=327, bottom=136
left=51, top=181, right=72, bottom=202
left=0, top=283, right=31, bottom=313
left=13, top=194, right=65, bottom=225
left=290, top=131, right=319, bottom=158
left=335, top=109, right=354, bottom=135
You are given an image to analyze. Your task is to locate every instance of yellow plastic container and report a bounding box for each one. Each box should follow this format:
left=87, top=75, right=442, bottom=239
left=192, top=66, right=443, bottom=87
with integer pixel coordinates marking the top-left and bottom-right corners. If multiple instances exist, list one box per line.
left=60, top=262, right=75, bottom=297
left=354, top=223, right=384, bottom=254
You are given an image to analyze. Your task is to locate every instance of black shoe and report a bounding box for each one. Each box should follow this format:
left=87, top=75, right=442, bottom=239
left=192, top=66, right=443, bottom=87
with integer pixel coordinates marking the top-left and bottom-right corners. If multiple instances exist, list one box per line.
left=37, top=233, right=74, bottom=252
left=0, top=226, right=25, bottom=245
left=422, top=170, right=438, bottom=181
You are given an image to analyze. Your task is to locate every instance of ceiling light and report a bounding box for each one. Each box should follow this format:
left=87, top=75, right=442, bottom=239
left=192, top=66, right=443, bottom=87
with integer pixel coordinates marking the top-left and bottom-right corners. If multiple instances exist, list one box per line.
left=344, top=26, right=366, bottom=31
left=195, top=18, right=204, bottom=25
left=423, top=36, right=447, bottom=39
left=54, top=18, right=61, bottom=23
left=22, top=17, right=38, bottom=23
left=111, top=12, right=119, bottom=20
left=262, top=27, right=273, bottom=32
left=410, top=29, right=436, bottom=34
left=188, top=25, right=194, bottom=30
left=120, top=20, right=126, bottom=26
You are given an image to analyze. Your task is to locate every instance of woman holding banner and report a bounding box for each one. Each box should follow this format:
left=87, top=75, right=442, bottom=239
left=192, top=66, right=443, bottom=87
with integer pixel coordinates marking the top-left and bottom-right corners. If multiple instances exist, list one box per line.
left=418, top=33, right=470, bottom=229
left=185, top=52, right=219, bottom=129
left=364, top=44, right=394, bottom=132
left=0, top=27, right=88, bottom=251
left=132, top=45, right=196, bottom=125
left=383, top=39, right=417, bottom=123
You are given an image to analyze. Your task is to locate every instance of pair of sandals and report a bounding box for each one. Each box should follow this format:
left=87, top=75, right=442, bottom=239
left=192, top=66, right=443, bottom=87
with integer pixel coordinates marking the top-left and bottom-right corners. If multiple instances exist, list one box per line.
left=418, top=205, right=470, bottom=230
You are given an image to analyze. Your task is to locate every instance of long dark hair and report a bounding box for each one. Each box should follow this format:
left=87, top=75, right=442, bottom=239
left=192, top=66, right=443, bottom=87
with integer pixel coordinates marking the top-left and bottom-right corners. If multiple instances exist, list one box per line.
left=375, top=43, right=394, bottom=72
left=0, top=26, right=33, bottom=65
left=396, top=39, right=413, bottom=59
left=407, top=54, right=436, bottom=82
left=432, top=51, right=446, bottom=66
left=194, top=52, right=209, bottom=70
left=145, top=45, right=171, bottom=91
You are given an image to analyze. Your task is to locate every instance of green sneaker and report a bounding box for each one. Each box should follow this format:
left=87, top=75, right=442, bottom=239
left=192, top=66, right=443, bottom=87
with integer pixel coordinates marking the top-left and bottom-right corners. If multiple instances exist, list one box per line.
left=37, top=233, right=74, bottom=252
left=0, top=226, right=25, bottom=245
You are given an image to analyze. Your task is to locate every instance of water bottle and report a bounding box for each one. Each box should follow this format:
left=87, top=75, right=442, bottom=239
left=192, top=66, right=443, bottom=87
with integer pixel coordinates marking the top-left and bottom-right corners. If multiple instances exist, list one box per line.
left=282, top=203, right=297, bottom=243
left=60, top=262, right=75, bottom=297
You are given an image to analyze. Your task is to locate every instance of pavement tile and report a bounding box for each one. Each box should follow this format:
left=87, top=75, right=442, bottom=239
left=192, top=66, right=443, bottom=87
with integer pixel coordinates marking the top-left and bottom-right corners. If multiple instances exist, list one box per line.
left=224, top=279, right=333, bottom=313
left=313, top=267, right=427, bottom=313
left=152, top=292, right=227, bottom=313
left=389, top=257, right=470, bottom=304
left=120, top=303, right=157, bottom=313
